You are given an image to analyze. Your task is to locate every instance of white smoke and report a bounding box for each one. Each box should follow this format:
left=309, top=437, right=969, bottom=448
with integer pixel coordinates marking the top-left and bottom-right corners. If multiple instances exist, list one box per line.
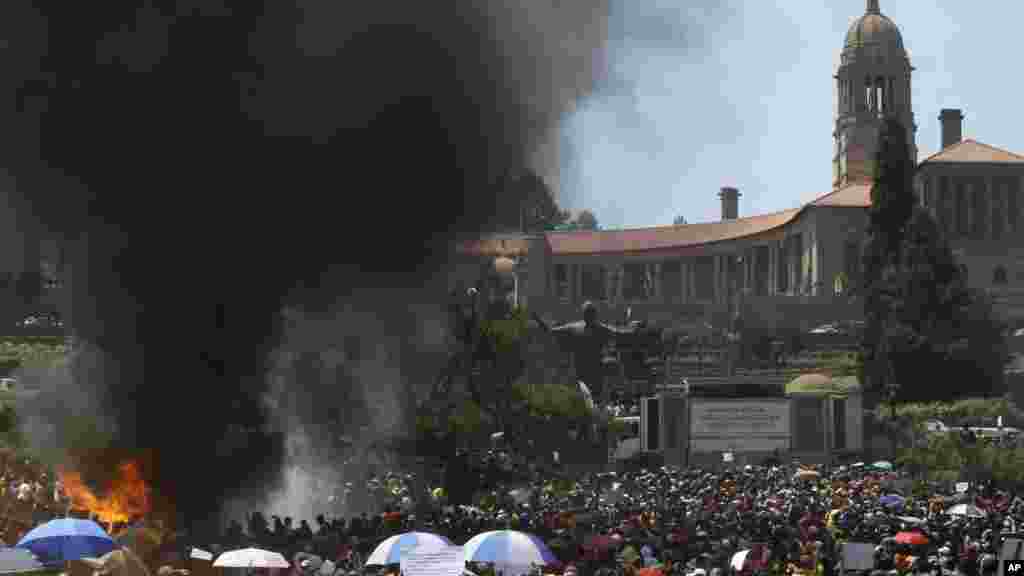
left=222, top=284, right=452, bottom=524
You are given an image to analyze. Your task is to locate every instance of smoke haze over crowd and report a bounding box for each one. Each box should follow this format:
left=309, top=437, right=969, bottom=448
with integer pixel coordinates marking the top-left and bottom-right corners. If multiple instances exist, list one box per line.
left=0, top=0, right=613, bottom=532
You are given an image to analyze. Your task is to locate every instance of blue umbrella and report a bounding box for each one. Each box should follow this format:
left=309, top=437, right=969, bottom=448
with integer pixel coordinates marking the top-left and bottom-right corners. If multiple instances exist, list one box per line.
left=15, top=519, right=117, bottom=566
left=880, top=494, right=905, bottom=508
left=463, top=530, right=558, bottom=576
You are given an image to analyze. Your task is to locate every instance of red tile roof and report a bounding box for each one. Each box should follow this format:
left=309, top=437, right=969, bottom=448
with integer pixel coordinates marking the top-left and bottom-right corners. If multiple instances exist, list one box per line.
left=545, top=182, right=875, bottom=256
left=919, top=139, right=1024, bottom=165
left=545, top=209, right=800, bottom=256
left=808, top=183, right=872, bottom=208
left=459, top=182, right=878, bottom=258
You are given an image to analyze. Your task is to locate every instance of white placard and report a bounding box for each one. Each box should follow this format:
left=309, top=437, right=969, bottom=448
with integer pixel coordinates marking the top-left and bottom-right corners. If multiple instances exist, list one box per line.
left=400, top=547, right=465, bottom=576
left=957, top=482, right=969, bottom=493
left=842, top=542, right=875, bottom=571
left=190, top=548, right=214, bottom=561
left=723, top=452, right=734, bottom=463
left=690, top=400, right=790, bottom=437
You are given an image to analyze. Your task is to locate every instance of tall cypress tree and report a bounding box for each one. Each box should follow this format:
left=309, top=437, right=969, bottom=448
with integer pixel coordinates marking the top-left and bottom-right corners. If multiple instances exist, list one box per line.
left=860, top=118, right=1009, bottom=404
left=860, top=118, right=916, bottom=405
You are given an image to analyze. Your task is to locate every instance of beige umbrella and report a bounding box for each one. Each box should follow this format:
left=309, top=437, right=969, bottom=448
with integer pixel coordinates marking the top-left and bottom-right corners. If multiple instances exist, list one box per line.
left=795, top=469, right=821, bottom=480
left=80, top=548, right=153, bottom=576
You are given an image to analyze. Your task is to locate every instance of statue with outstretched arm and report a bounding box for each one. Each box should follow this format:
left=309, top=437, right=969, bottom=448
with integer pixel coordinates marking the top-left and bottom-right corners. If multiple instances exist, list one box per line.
left=532, top=301, right=641, bottom=406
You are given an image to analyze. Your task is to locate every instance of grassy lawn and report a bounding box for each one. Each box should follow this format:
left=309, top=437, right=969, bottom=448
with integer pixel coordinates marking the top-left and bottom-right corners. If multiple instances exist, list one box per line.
left=0, top=338, right=69, bottom=375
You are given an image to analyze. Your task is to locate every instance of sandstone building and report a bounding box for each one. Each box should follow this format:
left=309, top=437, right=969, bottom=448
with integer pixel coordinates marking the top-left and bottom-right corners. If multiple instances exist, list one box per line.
left=456, top=0, right=1024, bottom=335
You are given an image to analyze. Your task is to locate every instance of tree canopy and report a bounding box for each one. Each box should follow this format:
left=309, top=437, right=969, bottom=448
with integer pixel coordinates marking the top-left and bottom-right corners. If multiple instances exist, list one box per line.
left=570, top=209, right=599, bottom=231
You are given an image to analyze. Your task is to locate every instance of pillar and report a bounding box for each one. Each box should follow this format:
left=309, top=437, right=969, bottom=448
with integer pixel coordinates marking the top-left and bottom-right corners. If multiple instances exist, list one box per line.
left=989, top=177, right=998, bottom=241
left=788, top=238, right=796, bottom=295
left=947, top=178, right=956, bottom=237
left=1017, top=175, right=1024, bottom=234
left=713, top=255, right=722, bottom=305
left=602, top=264, right=610, bottom=303
left=1006, top=178, right=1014, bottom=235
left=577, top=264, right=585, bottom=302
left=653, top=262, right=662, bottom=302
left=688, top=260, right=697, bottom=303
left=768, top=244, right=776, bottom=296
left=962, top=179, right=972, bottom=238
left=977, top=178, right=987, bottom=240
left=680, top=258, right=689, bottom=303
left=750, top=247, right=758, bottom=295
left=616, top=265, right=625, bottom=303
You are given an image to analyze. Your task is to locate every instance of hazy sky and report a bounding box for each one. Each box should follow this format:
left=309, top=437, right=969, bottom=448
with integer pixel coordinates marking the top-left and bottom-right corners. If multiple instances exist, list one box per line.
left=556, top=0, right=1023, bottom=229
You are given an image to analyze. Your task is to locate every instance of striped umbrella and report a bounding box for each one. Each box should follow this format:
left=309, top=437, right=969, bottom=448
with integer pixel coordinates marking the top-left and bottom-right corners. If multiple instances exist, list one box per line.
left=365, top=532, right=453, bottom=566
left=463, top=530, right=558, bottom=576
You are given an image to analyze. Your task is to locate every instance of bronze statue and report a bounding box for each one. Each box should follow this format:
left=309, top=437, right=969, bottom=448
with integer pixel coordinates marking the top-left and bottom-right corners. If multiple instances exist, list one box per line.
left=532, top=301, right=642, bottom=404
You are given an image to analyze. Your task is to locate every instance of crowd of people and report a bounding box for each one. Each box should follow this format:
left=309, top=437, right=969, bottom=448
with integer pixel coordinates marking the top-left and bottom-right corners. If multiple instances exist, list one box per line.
left=172, top=453, right=1023, bottom=576
left=0, top=442, right=1021, bottom=576
left=0, top=450, right=68, bottom=545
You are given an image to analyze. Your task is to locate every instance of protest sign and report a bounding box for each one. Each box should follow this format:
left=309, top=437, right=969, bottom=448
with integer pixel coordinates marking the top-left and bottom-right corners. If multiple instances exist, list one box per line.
left=842, top=542, right=875, bottom=572
left=400, top=547, right=465, bottom=576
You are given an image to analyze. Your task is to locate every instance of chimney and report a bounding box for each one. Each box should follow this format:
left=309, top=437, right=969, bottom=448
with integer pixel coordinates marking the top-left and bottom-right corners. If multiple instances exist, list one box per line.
left=939, top=109, right=963, bottom=150
left=719, top=187, right=740, bottom=221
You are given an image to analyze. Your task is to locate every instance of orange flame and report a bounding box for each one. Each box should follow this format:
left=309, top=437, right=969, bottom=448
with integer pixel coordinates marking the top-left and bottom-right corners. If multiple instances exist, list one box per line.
left=57, top=461, right=152, bottom=527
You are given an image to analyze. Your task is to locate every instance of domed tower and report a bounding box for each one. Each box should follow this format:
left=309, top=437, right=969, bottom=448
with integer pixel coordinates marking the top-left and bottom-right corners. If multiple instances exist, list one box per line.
left=833, top=0, right=917, bottom=188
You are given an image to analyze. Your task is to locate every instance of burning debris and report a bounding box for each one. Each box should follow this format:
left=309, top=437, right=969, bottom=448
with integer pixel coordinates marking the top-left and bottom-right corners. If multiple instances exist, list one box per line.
left=57, top=461, right=152, bottom=531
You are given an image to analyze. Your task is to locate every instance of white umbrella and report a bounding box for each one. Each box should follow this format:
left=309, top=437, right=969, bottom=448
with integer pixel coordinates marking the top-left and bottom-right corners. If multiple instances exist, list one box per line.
left=947, top=504, right=986, bottom=518
left=213, top=548, right=290, bottom=569
left=730, top=550, right=750, bottom=571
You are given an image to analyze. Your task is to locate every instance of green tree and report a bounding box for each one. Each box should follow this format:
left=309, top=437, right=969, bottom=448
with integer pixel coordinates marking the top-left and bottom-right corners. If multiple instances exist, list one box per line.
left=860, top=118, right=1009, bottom=404
left=571, top=210, right=600, bottom=231
left=860, top=118, right=912, bottom=405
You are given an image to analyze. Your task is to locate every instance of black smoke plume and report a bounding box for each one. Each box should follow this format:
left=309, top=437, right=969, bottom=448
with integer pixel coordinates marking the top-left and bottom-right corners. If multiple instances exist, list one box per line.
left=0, top=0, right=609, bottom=534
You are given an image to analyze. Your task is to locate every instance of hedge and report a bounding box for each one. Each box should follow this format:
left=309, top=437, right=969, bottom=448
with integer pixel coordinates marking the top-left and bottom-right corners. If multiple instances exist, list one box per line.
left=877, top=396, right=1024, bottom=428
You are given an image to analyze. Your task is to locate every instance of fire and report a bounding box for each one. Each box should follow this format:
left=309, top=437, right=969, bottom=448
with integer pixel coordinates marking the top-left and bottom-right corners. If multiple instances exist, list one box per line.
left=57, top=461, right=152, bottom=527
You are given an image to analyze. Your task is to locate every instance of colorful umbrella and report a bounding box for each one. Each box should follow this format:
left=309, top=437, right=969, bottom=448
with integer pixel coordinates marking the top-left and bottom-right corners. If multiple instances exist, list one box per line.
left=15, top=518, right=116, bottom=566
left=893, top=532, right=929, bottom=546
left=872, top=461, right=893, bottom=470
left=365, top=532, right=453, bottom=566
left=463, top=531, right=557, bottom=576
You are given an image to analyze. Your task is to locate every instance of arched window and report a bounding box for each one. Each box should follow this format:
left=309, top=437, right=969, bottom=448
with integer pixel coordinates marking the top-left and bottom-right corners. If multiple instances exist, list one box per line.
left=994, top=266, right=1009, bottom=285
